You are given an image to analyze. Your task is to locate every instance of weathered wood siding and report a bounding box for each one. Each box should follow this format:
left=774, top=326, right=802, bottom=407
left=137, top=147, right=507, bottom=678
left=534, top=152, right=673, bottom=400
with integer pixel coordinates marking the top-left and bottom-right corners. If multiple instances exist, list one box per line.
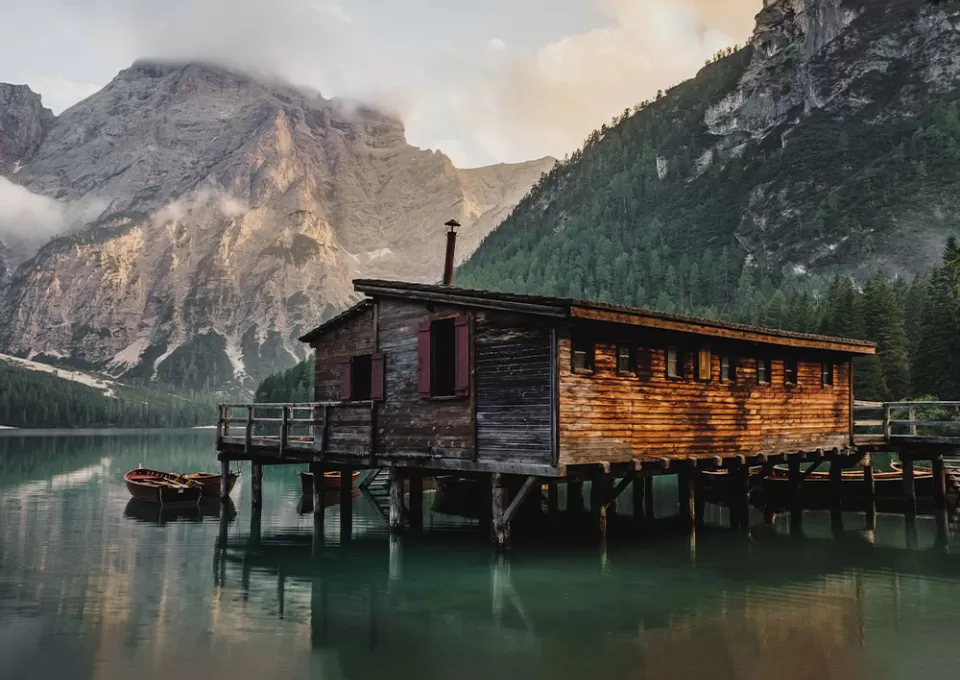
left=475, top=312, right=554, bottom=466
left=558, top=331, right=852, bottom=466
left=376, top=299, right=475, bottom=460
left=312, top=307, right=375, bottom=456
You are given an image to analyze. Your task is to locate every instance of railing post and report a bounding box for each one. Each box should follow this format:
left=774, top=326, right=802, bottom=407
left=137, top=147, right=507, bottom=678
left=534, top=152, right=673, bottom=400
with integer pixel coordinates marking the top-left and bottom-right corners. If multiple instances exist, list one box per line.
left=280, top=406, right=289, bottom=458
left=909, top=404, right=917, bottom=437
left=245, top=405, right=254, bottom=454
left=883, top=403, right=891, bottom=441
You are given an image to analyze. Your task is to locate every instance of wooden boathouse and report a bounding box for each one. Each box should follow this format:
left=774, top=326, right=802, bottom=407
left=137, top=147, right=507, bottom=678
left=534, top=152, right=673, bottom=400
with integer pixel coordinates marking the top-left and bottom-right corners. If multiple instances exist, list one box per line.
left=216, top=227, right=902, bottom=546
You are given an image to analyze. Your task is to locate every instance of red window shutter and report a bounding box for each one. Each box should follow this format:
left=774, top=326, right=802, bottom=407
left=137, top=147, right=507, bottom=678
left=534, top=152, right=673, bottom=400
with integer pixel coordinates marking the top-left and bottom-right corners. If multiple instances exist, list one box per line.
left=340, top=358, right=352, bottom=401
left=455, top=314, right=471, bottom=397
left=371, top=352, right=385, bottom=401
left=417, top=319, right=432, bottom=398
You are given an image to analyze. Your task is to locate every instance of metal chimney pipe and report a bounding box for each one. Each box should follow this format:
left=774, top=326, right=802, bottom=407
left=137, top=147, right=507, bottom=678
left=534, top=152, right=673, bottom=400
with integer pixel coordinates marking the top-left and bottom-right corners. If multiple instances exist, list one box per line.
left=442, top=219, right=460, bottom=286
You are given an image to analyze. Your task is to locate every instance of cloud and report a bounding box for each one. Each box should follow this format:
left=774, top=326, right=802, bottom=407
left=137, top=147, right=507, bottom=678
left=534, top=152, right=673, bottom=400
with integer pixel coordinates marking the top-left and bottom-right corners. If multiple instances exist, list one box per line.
left=400, top=0, right=759, bottom=166
left=28, top=76, right=102, bottom=114
left=0, top=177, right=105, bottom=240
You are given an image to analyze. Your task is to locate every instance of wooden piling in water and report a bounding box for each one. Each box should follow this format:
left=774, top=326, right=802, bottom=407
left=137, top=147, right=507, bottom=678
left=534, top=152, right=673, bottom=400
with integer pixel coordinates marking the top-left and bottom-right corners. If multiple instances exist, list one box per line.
left=492, top=473, right=510, bottom=550
left=678, top=469, right=695, bottom=527
left=310, top=462, right=325, bottom=524
left=933, top=455, right=947, bottom=511
left=252, top=462, right=263, bottom=508
left=567, top=480, right=584, bottom=514
left=644, top=476, right=655, bottom=521
left=830, top=454, right=843, bottom=512
left=547, top=482, right=559, bottom=515
left=902, top=456, right=917, bottom=516
left=788, top=456, right=803, bottom=534
left=632, top=476, right=644, bottom=520
left=220, top=458, right=231, bottom=501
left=389, top=468, right=405, bottom=532
left=339, top=466, right=353, bottom=543
left=408, top=473, right=424, bottom=532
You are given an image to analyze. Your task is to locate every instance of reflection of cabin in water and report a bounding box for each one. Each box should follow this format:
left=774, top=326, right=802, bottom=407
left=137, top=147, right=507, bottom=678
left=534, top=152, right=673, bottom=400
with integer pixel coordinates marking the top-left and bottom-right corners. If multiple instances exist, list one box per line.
left=217, top=227, right=879, bottom=547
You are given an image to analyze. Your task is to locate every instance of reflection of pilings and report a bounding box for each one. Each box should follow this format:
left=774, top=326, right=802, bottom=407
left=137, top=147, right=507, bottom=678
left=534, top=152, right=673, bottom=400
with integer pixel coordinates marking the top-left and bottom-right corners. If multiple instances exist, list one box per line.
left=831, top=509, right=844, bottom=537
left=249, top=504, right=262, bottom=549
left=935, top=508, right=949, bottom=548
left=902, top=457, right=917, bottom=517
left=644, top=476, right=655, bottom=520
left=492, top=554, right=507, bottom=626
left=567, top=480, right=584, bottom=514
left=933, top=455, right=947, bottom=511
left=547, top=483, right=559, bottom=515
left=632, top=476, right=644, bottom=520
left=388, top=533, right=403, bottom=582
left=678, top=470, right=694, bottom=528
left=905, top=513, right=919, bottom=551
left=310, top=569, right=328, bottom=647
left=278, top=563, right=286, bottom=619
left=789, top=457, right=803, bottom=535
left=311, top=462, right=325, bottom=526
left=389, top=468, right=405, bottom=533
left=252, top=463, right=263, bottom=508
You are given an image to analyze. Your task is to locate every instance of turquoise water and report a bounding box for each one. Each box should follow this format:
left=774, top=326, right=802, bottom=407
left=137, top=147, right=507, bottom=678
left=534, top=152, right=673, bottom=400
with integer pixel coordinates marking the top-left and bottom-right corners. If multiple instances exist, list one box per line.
left=2, top=431, right=960, bottom=680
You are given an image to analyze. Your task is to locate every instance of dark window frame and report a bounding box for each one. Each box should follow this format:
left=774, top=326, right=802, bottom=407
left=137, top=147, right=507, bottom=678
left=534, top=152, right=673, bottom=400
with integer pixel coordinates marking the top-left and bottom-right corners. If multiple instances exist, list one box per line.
left=572, top=337, right=595, bottom=373
left=784, top=357, right=799, bottom=386
left=756, top=357, right=771, bottom=385
left=666, top=346, right=685, bottom=380
left=821, top=361, right=834, bottom=387
left=417, top=314, right=471, bottom=400
left=616, top=343, right=635, bottom=375
left=720, top=353, right=736, bottom=383
left=430, top=317, right=458, bottom=397
left=350, top=354, right=373, bottom=401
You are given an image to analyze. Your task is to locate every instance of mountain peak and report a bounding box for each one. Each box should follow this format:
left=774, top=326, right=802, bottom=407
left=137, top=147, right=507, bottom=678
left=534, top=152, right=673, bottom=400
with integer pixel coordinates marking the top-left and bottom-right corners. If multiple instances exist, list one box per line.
left=0, top=83, right=55, bottom=176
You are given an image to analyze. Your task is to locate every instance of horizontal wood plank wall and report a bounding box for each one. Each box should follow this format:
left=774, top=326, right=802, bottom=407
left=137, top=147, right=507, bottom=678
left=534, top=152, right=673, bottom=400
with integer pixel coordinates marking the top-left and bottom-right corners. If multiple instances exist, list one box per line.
left=558, top=335, right=851, bottom=465
left=475, top=311, right=553, bottom=466
left=313, top=307, right=375, bottom=455
left=376, top=300, right=475, bottom=460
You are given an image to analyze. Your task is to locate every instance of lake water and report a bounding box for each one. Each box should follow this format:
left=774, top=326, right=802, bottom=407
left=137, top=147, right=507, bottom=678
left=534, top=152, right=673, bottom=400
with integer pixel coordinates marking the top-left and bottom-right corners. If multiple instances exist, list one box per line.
left=2, top=431, right=960, bottom=680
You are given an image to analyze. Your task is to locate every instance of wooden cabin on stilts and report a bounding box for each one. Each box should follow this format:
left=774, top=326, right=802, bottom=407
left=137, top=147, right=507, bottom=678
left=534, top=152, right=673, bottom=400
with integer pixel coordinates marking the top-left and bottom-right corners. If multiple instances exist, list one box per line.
left=217, top=221, right=887, bottom=549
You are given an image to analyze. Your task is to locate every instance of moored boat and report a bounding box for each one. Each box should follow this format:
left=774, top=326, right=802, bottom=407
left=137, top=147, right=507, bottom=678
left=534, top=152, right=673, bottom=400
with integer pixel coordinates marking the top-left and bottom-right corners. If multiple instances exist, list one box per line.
left=299, top=470, right=360, bottom=495
left=124, top=468, right=203, bottom=507
left=184, top=470, right=240, bottom=498
left=762, top=464, right=936, bottom=509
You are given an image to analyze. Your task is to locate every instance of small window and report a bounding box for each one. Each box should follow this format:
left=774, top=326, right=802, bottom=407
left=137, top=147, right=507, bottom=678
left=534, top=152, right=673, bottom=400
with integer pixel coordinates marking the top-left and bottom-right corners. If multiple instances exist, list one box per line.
left=351, top=354, right=373, bottom=401
left=666, top=346, right=684, bottom=379
left=696, top=346, right=712, bottom=382
left=720, top=354, right=735, bottom=383
left=821, top=362, right=834, bottom=387
left=757, top=358, right=770, bottom=384
left=784, top=358, right=798, bottom=386
left=431, top=318, right=457, bottom=396
left=617, top=344, right=634, bottom=375
left=573, top=337, right=595, bottom=372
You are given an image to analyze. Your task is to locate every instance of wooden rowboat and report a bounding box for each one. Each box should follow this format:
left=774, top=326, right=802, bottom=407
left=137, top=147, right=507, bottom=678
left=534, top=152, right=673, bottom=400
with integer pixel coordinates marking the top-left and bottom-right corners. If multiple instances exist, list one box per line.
left=184, top=471, right=240, bottom=498
left=762, top=464, right=936, bottom=509
left=299, top=470, right=360, bottom=495
left=124, top=468, right=203, bottom=507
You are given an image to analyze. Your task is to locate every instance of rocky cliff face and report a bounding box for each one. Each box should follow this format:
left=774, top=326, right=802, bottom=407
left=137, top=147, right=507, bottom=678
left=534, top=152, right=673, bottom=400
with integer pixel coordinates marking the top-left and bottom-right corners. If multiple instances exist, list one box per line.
left=0, top=84, right=54, bottom=175
left=0, top=61, right=554, bottom=385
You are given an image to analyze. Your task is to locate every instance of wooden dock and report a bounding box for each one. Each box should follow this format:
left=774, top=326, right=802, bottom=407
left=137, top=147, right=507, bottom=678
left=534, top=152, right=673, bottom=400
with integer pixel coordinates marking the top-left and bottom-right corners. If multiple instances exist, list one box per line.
left=216, top=398, right=960, bottom=549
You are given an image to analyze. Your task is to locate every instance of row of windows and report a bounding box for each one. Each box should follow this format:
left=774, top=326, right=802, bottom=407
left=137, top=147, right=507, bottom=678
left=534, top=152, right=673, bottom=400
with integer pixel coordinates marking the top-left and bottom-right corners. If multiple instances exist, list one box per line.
left=573, top=341, right=835, bottom=387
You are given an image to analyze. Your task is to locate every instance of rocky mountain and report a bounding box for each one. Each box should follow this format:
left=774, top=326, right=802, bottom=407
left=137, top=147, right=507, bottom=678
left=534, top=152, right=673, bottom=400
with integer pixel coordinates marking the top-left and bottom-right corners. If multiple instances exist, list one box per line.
left=0, top=61, right=554, bottom=387
left=459, top=0, right=960, bottom=309
left=0, top=84, right=54, bottom=176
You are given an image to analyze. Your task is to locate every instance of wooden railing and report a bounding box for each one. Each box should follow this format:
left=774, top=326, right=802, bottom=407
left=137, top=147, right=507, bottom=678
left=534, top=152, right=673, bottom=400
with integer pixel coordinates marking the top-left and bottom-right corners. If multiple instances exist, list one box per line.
left=854, top=400, right=960, bottom=441
left=217, top=401, right=376, bottom=457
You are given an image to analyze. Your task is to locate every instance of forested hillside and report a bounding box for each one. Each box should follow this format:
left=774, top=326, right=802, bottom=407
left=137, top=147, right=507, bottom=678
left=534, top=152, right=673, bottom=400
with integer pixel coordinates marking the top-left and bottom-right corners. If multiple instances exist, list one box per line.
left=0, top=363, right=218, bottom=428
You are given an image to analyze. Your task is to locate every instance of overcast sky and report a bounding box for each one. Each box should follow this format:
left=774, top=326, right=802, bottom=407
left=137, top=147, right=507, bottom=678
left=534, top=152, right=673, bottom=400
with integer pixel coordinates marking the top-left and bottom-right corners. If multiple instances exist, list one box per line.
left=0, top=0, right=759, bottom=167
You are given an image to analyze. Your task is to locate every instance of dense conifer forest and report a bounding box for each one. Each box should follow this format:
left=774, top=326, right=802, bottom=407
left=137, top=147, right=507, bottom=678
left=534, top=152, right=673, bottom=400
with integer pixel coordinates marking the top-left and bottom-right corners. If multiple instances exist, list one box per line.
left=0, top=365, right=219, bottom=428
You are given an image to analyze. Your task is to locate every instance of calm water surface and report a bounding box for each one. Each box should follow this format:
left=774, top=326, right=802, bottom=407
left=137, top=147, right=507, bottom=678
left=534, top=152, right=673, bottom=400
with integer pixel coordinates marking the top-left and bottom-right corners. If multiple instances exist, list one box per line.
left=2, top=431, right=960, bottom=680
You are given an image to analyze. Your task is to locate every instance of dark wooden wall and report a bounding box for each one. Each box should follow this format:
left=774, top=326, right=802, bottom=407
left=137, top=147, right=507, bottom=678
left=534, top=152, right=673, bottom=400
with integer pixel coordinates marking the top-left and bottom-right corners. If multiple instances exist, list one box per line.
left=376, top=299, right=475, bottom=460
left=557, top=328, right=853, bottom=466
left=313, top=307, right=375, bottom=456
left=475, top=312, right=554, bottom=466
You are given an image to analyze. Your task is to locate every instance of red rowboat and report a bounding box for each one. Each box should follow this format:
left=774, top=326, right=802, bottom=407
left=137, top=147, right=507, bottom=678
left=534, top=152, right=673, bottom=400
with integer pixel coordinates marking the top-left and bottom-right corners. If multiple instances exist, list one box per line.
left=124, top=468, right=203, bottom=507
left=184, top=471, right=240, bottom=498
left=299, top=470, right=360, bottom=495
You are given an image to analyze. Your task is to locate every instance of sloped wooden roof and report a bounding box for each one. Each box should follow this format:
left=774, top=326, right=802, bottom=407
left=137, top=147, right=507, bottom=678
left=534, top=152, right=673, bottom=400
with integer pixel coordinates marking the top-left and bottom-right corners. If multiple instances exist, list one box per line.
left=298, top=299, right=372, bottom=344
left=350, top=279, right=876, bottom=355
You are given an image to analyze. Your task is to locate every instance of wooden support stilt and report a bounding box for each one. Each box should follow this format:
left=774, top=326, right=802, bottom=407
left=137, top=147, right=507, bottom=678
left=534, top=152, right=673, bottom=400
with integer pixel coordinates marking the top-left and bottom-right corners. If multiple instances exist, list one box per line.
left=251, top=462, right=263, bottom=508
left=730, top=463, right=750, bottom=532
left=935, top=508, right=949, bottom=548
left=547, top=483, right=559, bottom=515
left=249, top=505, right=262, bottom=548
left=644, top=475, right=655, bottom=521
left=310, top=463, right=323, bottom=533
left=678, top=470, right=695, bottom=527
left=339, top=466, right=353, bottom=543
left=389, top=467, right=405, bottom=532
left=567, top=480, right=584, bottom=514
left=694, top=472, right=705, bottom=528
left=492, top=473, right=510, bottom=550
left=902, top=456, right=917, bottom=516
left=632, top=476, right=644, bottom=520
left=408, top=473, right=424, bottom=532
left=829, top=454, right=843, bottom=513
left=933, top=455, right=947, bottom=511
left=788, top=456, right=803, bottom=535
left=589, top=478, right=605, bottom=516
left=220, top=458, right=231, bottom=501
left=905, top=513, right=919, bottom=550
